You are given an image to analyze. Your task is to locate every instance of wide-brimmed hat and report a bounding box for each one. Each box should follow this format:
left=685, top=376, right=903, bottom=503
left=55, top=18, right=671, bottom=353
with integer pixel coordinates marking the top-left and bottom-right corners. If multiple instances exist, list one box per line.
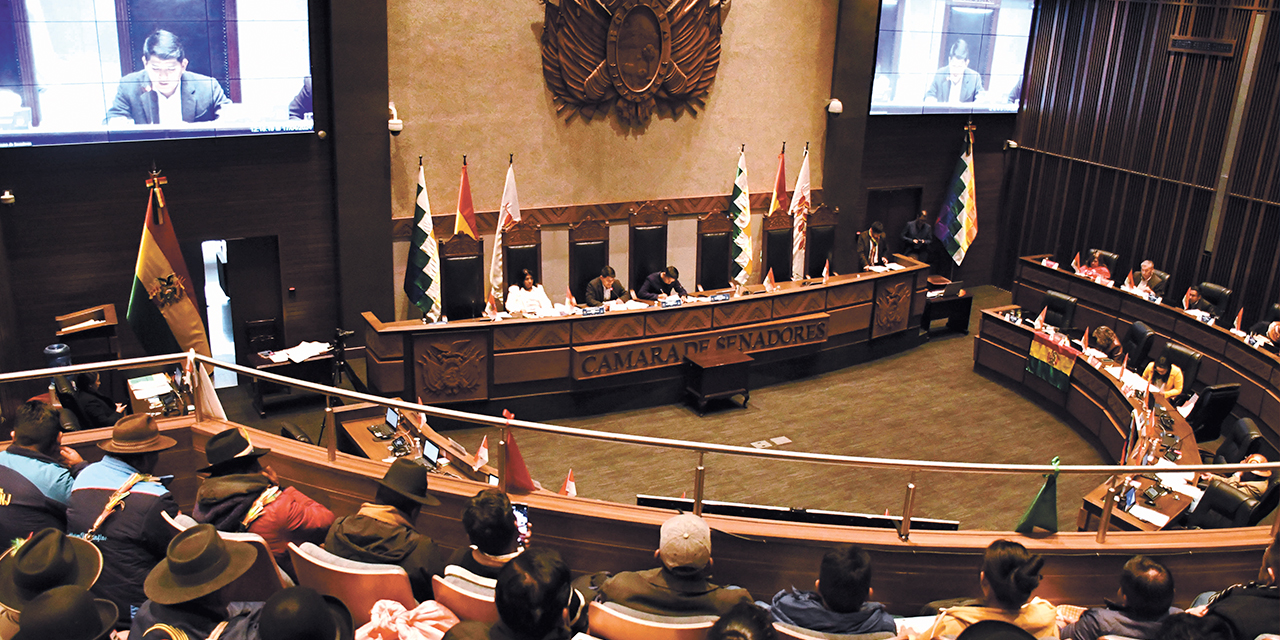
left=200, top=427, right=271, bottom=474
left=377, top=458, right=440, bottom=506
left=143, top=524, right=256, bottom=605
left=11, top=585, right=116, bottom=640
left=1244, top=453, right=1272, bottom=478
left=258, top=586, right=354, bottom=640
left=98, top=414, right=176, bottom=455
left=0, top=528, right=103, bottom=612
left=659, top=513, right=711, bottom=572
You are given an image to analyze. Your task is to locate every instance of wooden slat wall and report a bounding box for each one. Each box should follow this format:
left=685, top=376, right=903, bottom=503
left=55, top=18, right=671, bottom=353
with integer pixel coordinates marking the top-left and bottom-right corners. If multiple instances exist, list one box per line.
left=1004, top=0, right=1280, bottom=324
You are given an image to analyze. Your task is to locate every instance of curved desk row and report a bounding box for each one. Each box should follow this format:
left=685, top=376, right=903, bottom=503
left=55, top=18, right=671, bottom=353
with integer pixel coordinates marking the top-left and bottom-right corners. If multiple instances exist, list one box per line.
left=363, top=260, right=929, bottom=414
left=1012, top=255, right=1280, bottom=442
left=53, top=417, right=1270, bottom=617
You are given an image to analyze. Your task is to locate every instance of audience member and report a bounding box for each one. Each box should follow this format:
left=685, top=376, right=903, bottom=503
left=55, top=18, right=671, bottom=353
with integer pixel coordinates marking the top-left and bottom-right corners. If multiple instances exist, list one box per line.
left=915, top=540, right=1056, bottom=639
left=0, top=401, right=86, bottom=540
left=901, top=211, right=932, bottom=262
left=955, top=620, right=1035, bottom=640
left=1130, top=261, right=1167, bottom=298
left=761, top=544, right=895, bottom=635
left=1183, top=285, right=1215, bottom=317
left=1090, top=326, right=1124, bottom=360
left=443, top=547, right=582, bottom=640
left=66, top=414, right=181, bottom=628
left=856, top=222, right=889, bottom=271
left=709, top=601, right=778, bottom=640
left=1076, top=251, right=1111, bottom=281
left=130, top=523, right=260, bottom=639
left=636, top=266, right=688, bottom=301
left=192, top=427, right=334, bottom=576
left=1157, top=612, right=1235, bottom=640
left=72, top=371, right=127, bottom=429
left=592, top=513, right=752, bottom=616
left=1201, top=453, right=1271, bottom=499
left=325, top=458, right=445, bottom=601
left=253, top=586, right=354, bottom=640
left=1060, top=555, right=1178, bottom=640
left=10, top=585, right=116, bottom=640
left=1192, top=528, right=1279, bottom=639
left=584, top=266, right=630, bottom=307
left=448, top=489, right=523, bottom=579
left=0, top=528, right=102, bottom=615
left=1141, top=356, right=1184, bottom=401
left=506, top=269, right=554, bottom=316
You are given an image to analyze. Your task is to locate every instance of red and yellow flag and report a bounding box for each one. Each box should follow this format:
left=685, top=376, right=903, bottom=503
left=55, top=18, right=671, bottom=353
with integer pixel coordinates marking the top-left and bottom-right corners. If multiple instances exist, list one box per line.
left=768, top=144, right=788, bottom=216
left=126, top=173, right=211, bottom=359
left=453, top=159, right=478, bottom=240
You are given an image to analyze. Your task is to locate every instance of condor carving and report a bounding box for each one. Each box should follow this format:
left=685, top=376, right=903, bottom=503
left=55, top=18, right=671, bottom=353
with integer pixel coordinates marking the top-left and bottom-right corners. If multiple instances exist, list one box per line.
left=540, top=0, right=727, bottom=125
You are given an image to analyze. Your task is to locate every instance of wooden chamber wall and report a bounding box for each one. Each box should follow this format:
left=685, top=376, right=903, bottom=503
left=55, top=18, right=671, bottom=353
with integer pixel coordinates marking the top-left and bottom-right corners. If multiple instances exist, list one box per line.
left=1002, top=0, right=1280, bottom=321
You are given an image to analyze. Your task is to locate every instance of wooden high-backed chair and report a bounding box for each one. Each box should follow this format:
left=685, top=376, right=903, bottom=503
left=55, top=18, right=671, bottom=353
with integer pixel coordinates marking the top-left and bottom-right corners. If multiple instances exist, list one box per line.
left=287, top=542, right=417, bottom=627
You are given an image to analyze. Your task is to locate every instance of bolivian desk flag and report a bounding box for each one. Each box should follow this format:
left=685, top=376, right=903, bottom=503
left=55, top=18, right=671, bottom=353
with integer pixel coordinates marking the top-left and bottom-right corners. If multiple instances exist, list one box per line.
left=126, top=171, right=212, bottom=359
left=1025, top=333, right=1075, bottom=391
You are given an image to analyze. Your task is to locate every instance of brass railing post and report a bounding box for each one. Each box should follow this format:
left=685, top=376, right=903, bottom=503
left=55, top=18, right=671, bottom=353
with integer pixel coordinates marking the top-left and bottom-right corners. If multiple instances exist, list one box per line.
left=1095, top=475, right=1124, bottom=543
left=325, top=406, right=336, bottom=463
left=693, top=451, right=706, bottom=516
left=899, top=481, right=917, bottom=541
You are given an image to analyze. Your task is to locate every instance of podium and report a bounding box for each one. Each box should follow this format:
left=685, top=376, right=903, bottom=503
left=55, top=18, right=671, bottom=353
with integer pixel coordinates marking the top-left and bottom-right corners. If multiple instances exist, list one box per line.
left=55, top=304, right=120, bottom=363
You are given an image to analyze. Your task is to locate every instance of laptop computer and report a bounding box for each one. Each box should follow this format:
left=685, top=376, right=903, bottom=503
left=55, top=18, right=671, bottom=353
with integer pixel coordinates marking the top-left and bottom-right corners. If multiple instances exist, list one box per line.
left=941, top=280, right=965, bottom=297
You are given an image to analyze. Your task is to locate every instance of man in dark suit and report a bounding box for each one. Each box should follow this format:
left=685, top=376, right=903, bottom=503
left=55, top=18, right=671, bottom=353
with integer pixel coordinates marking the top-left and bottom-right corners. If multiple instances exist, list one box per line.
left=636, top=266, right=688, bottom=301
left=856, top=221, right=888, bottom=271
left=583, top=266, right=630, bottom=307
left=1183, top=285, right=1215, bottom=317
left=1131, top=260, right=1168, bottom=298
left=72, top=371, right=126, bottom=430
left=924, top=39, right=984, bottom=104
left=901, top=211, right=932, bottom=262
left=104, top=30, right=230, bottom=125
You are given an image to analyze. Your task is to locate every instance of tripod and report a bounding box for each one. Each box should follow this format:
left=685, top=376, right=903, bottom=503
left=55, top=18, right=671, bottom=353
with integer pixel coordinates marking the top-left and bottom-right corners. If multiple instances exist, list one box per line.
left=316, top=327, right=368, bottom=444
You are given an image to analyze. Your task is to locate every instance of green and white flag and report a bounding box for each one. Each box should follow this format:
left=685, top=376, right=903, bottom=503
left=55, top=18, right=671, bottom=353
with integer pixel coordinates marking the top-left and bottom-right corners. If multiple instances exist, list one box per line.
left=729, top=148, right=752, bottom=286
left=405, top=160, right=442, bottom=321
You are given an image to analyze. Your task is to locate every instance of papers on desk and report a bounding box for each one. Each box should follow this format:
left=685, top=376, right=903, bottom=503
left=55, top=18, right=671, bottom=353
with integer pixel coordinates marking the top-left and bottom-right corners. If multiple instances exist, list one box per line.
left=265, top=341, right=331, bottom=364
left=885, top=262, right=905, bottom=271
left=128, top=373, right=172, bottom=400
left=865, top=265, right=888, bottom=273
left=606, top=300, right=649, bottom=311
left=1127, top=504, right=1170, bottom=528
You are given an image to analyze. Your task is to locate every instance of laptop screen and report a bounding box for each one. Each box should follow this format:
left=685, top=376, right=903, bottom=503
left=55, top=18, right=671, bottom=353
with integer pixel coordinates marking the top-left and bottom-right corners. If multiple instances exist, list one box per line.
left=385, top=408, right=400, bottom=429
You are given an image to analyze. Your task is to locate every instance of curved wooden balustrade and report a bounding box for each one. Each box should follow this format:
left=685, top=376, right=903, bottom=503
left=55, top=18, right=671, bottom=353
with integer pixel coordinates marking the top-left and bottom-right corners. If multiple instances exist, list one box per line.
left=48, top=416, right=1272, bottom=617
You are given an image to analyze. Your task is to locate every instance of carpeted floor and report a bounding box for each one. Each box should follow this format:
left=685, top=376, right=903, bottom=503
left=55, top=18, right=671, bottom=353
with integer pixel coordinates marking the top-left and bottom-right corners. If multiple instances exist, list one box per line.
left=217, top=285, right=1128, bottom=531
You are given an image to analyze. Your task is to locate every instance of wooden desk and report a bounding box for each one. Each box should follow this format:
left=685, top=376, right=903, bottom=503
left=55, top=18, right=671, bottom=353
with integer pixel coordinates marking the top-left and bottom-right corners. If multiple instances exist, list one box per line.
left=362, top=260, right=929, bottom=414
left=126, top=373, right=190, bottom=418
left=332, top=402, right=499, bottom=482
left=247, top=351, right=334, bottom=417
left=684, top=351, right=753, bottom=414
left=1079, top=474, right=1194, bottom=532
left=1012, top=255, right=1280, bottom=444
left=922, top=291, right=973, bottom=335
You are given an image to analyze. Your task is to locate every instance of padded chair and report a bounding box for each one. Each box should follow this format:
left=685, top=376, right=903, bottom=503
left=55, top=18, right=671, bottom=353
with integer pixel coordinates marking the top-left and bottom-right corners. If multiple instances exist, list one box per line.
left=1186, top=478, right=1257, bottom=529
left=1205, top=417, right=1263, bottom=465
left=288, top=542, right=416, bottom=627
left=774, top=622, right=895, bottom=640
left=1039, top=290, right=1077, bottom=331
left=219, top=532, right=292, bottom=603
left=1157, top=342, right=1202, bottom=405
left=1197, top=282, right=1232, bottom=319
left=1185, top=383, right=1241, bottom=442
left=431, top=566, right=499, bottom=623
left=52, top=375, right=90, bottom=430
left=1086, top=248, right=1119, bottom=276
left=1265, top=303, right=1280, bottom=324
left=1120, top=322, right=1154, bottom=372
left=586, top=601, right=717, bottom=640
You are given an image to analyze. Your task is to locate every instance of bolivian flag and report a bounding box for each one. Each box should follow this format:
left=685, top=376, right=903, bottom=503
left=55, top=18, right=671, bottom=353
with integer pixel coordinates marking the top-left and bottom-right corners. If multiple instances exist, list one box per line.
left=126, top=173, right=211, bottom=359
left=1025, top=333, right=1075, bottom=390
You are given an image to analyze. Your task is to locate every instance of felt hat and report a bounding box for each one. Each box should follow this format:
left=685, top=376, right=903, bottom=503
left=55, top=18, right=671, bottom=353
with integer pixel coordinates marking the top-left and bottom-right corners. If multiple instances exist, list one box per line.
left=97, top=413, right=176, bottom=455
left=1244, top=453, right=1272, bottom=478
left=11, top=585, right=116, bottom=640
left=143, top=524, right=256, bottom=605
left=200, top=427, right=271, bottom=474
left=0, top=528, right=103, bottom=612
left=377, top=458, right=440, bottom=506
left=258, top=586, right=354, bottom=640
left=658, top=513, right=711, bottom=571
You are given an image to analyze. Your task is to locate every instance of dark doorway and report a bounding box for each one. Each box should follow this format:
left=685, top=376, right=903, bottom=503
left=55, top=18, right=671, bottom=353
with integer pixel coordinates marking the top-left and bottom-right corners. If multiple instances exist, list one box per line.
left=222, top=236, right=284, bottom=375
left=867, top=186, right=923, bottom=258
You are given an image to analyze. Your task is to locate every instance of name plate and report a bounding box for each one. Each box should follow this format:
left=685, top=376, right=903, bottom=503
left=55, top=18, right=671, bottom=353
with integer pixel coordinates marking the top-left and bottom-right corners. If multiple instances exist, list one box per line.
left=661, top=297, right=683, bottom=308
left=708, top=293, right=731, bottom=302
left=582, top=306, right=606, bottom=316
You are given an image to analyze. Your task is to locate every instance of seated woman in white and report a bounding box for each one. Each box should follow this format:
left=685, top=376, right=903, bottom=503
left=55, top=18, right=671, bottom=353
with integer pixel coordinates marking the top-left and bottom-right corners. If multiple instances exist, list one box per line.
left=506, top=268, right=553, bottom=316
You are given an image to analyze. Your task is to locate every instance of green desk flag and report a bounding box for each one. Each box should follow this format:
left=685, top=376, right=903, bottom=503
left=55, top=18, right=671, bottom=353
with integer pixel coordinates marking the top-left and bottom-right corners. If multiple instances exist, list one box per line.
left=1016, top=457, right=1060, bottom=534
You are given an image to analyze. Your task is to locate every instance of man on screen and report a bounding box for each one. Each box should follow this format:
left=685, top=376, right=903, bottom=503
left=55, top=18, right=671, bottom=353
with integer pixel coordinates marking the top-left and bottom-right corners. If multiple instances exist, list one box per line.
left=104, top=30, right=230, bottom=125
left=924, top=39, right=984, bottom=104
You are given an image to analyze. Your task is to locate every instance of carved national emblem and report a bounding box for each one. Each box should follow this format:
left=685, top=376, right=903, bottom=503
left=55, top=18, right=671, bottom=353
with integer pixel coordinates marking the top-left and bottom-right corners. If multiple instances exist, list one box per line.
left=147, top=273, right=186, bottom=310
left=874, top=281, right=910, bottom=334
left=540, top=0, right=727, bottom=125
left=420, top=340, right=485, bottom=396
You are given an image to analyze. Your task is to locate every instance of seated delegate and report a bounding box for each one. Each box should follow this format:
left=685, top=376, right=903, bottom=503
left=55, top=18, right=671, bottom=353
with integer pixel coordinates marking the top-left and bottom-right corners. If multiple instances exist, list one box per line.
left=1129, top=260, right=1168, bottom=298
left=104, top=30, right=229, bottom=125
left=1140, top=356, right=1183, bottom=401
left=1075, top=250, right=1111, bottom=281
left=636, top=266, right=688, bottom=301
left=1090, top=326, right=1124, bottom=360
left=583, top=266, right=630, bottom=307
left=505, top=268, right=553, bottom=316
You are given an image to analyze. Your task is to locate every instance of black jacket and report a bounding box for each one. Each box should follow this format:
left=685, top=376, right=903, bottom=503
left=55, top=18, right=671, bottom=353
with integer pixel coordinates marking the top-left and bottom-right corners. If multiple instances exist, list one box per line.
left=325, top=503, right=444, bottom=601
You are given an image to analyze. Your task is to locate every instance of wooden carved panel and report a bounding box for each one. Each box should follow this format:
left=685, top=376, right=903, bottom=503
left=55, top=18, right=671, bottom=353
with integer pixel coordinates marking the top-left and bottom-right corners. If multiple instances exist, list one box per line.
left=571, top=314, right=646, bottom=345
left=493, top=349, right=571, bottom=385
left=712, top=298, right=772, bottom=328
left=808, top=204, right=838, bottom=228
left=630, top=203, right=670, bottom=227
left=570, top=216, right=610, bottom=243
left=504, top=219, right=541, bottom=247
left=413, top=332, right=488, bottom=404
left=763, top=210, right=793, bottom=231
left=493, top=321, right=572, bottom=352
left=826, top=281, right=874, bottom=308
left=441, top=233, right=481, bottom=258
left=871, top=278, right=911, bottom=338
left=698, top=210, right=732, bottom=234
left=772, top=290, right=825, bottom=319
left=645, top=307, right=713, bottom=336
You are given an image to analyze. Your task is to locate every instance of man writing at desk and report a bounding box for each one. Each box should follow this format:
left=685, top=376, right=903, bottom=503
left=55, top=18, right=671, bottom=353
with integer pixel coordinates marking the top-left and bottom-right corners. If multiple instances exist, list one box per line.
left=856, top=222, right=889, bottom=271
left=637, top=266, right=688, bottom=301
left=105, top=30, right=230, bottom=125
left=1130, top=261, right=1167, bottom=298
left=584, top=266, right=630, bottom=307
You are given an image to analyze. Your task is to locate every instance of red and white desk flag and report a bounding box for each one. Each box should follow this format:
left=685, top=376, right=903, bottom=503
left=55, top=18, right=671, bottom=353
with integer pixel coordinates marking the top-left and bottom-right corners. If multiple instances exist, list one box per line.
left=472, top=435, right=489, bottom=471
left=560, top=469, right=577, bottom=497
